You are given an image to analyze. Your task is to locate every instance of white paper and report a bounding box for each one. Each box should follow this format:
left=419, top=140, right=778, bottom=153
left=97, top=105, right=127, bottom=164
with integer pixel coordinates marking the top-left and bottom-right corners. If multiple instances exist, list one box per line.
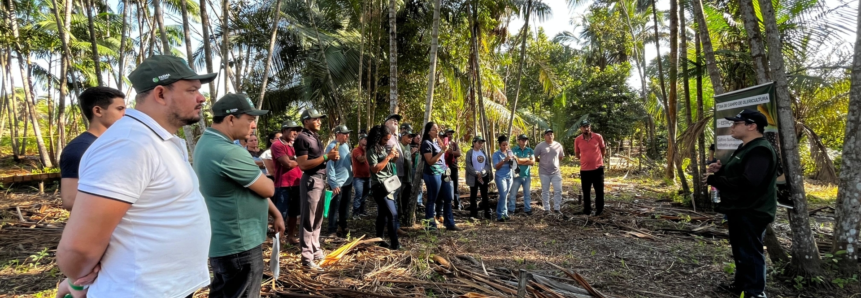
left=270, top=234, right=280, bottom=277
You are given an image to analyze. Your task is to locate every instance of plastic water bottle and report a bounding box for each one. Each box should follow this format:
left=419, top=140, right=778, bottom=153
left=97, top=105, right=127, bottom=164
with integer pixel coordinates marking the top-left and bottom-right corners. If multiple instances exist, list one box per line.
left=711, top=187, right=720, bottom=203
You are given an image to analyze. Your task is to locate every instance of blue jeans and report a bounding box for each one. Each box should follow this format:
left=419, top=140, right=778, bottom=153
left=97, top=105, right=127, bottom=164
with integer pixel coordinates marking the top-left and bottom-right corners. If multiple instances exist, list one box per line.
left=328, top=184, right=352, bottom=233
left=273, top=187, right=288, bottom=219
left=495, top=175, right=513, bottom=219
left=423, top=173, right=455, bottom=229
left=352, top=178, right=369, bottom=215
left=509, top=176, right=532, bottom=212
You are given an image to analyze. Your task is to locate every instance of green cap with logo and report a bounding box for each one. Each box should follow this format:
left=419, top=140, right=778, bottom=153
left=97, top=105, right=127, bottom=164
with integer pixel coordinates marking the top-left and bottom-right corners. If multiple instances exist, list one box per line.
left=128, top=55, right=218, bottom=93
left=300, top=108, right=327, bottom=120
left=212, top=93, right=268, bottom=116
left=472, top=135, right=486, bottom=143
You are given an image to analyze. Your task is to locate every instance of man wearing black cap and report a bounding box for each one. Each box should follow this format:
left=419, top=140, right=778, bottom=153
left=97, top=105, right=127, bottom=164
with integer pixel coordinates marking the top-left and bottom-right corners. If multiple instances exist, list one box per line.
left=57, top=55, right=217, bottom=298
left=325, top=125, right=353, bottom=237
left=510, top=134, right=535, bottom=215
left=193, top=93, right=284, bottom=298
left=704, top=109, right=777, bottom=298
left=294, top=108, right=339, bottom=272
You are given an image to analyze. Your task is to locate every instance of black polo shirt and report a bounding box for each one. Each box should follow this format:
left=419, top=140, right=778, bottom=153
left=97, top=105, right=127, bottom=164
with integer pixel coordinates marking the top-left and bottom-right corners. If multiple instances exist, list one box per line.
left=294, top=128, right=326, bottom=176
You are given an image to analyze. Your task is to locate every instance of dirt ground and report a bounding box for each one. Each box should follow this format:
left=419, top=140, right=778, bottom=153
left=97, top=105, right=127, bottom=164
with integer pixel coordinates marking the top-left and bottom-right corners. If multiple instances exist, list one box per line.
left=0, top=167, right=857, bottom=298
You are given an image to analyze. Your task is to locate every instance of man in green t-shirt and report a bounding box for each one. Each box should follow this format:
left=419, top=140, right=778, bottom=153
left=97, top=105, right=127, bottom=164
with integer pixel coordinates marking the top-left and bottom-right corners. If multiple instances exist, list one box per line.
left=193, top=93, right=284, bottom=298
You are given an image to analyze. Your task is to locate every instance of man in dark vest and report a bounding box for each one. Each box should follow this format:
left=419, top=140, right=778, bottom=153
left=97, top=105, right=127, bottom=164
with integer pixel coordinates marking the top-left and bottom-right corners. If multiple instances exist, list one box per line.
left=705, top=109, right=777, bottom=298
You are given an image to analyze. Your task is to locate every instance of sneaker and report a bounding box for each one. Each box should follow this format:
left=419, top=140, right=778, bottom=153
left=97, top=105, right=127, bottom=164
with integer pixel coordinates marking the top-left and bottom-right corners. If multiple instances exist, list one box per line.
left=302, top=262, right=325, bottom=273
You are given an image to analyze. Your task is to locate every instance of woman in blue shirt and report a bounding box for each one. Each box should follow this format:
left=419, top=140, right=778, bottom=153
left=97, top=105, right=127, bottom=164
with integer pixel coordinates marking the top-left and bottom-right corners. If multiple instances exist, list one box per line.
left=493, top=135, right=516, bottom=221
left=420, top=122, right=461, bottom=231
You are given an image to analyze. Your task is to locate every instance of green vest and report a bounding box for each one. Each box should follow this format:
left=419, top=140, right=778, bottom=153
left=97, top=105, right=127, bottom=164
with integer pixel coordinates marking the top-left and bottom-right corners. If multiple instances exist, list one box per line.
left=716, top=137, right=778, bottom=223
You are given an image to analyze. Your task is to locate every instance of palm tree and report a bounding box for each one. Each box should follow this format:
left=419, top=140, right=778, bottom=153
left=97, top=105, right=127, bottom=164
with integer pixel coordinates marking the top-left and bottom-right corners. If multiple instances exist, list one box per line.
left=84, top=0, right=105, bottom=86
left=756, top=0, right=821, bottom=275
left=387, top=0, right=398, bottom=114
left=691, top=0, right=723, bottom=94
left=6, top=0, right=53, bottom=168
left=49, top=0, right=73, bottom=158
left=738, top=0, right=769, bottom=84
left=253, top=0, right=283, bottom=112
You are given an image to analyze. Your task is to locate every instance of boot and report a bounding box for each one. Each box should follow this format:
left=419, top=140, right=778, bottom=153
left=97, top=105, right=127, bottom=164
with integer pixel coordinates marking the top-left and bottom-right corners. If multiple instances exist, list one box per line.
left=286, top=217, right=300, bottom=244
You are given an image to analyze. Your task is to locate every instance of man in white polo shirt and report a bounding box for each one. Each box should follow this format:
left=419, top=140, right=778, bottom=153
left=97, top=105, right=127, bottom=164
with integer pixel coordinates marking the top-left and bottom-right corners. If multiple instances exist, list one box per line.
left=56, top=55, right=217, bottom=298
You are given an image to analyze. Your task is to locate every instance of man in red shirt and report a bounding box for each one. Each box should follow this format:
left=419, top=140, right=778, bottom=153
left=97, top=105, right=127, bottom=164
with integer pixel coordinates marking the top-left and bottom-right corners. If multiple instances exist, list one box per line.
left=574, top=120, right=606, bottom=216
left=351, top=134, right=370, bottom=217
left=271, top=121, right=304, bottom=244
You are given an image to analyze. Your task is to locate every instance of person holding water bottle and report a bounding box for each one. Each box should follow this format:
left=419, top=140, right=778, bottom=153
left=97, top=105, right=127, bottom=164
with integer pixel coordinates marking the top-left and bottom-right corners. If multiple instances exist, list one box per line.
left=492, top=135, right=516, bottom=221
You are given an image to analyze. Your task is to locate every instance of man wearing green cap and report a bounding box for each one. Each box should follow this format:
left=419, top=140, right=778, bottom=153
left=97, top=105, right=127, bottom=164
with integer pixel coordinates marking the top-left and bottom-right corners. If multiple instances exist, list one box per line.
left=192, top=93, right=284, bottom=298
left=397, top=124, right=416, bottom=217
left=325, top=125, right=354, bottom=237
left=57, top=55, right=217, bottom=298
left=294, top=108, right=338, bottom=272
left=509, top=134, right=535, bottom=215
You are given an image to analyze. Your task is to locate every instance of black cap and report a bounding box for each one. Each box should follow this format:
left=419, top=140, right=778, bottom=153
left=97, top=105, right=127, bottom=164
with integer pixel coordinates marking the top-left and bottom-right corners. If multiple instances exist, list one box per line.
left=473, top=135, right=486, bottom=143
left=300, top=108, right=327, bottom=120
left=211, top=93, right=268, bottom=116
left=517, top=134, right=529, bottom=140
left=544, top=128, right=554, bottom=135
left=128, top=55, right=218, bottom=93
left=280, top=120, right=301, bottom=131
left=400, top=123, right=413, bottom=132
left=333, top=125, right=352, bottom=134
left=445, top=128, right=455, bottom=134
left=359, top=134, right=368, bottom=140
left=580, top=120, right=591, bottom=127
left=724, top=109, right=768, bottom=129
left=385, top=114, right=402, bottom=122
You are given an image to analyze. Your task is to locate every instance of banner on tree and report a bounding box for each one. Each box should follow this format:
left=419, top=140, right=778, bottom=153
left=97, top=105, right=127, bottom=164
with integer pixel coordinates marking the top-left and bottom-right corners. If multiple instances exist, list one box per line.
left=713, top=82, right=785, bottom=185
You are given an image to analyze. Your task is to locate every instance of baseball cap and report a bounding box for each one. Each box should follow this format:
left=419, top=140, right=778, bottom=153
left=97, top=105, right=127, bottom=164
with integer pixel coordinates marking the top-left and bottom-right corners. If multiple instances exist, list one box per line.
left=724, top=109, right=768, bottom=129
left=580, top=120, right=591, bottom=127
left=445, top=128, right=455, bottom=134
left=333, top=125, right=352, bottom=134
left=300, top=108, right=327, bottom=120
left=385, top=114, right=402, bottom=122
left=211, top=93, right=268, bottom=117
left=400, top=123, right=414, bottom=132
left=472, top=135, right=486, bottom=143
left=517, top=134, right=529, bottom=140
left=128, top=55, right=218, bottom=93
left=544, top=128, right=554, bottom=135
left=280, top=120, right=302, bottom=131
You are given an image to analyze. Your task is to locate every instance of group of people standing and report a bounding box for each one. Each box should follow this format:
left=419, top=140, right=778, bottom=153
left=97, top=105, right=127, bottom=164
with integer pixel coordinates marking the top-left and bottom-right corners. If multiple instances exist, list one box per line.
left=51, top=54, right=613, bottom=298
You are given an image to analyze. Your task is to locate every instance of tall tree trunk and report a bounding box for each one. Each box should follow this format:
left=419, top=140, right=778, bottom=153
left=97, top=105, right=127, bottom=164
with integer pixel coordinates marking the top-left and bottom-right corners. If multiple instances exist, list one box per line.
left=405, top=0, right=442, bottom=227
left=4, top=52, right=20, bottom=158
left=179, top=0, right=208, bottom=138
left=695, top=32, right=711, bottom=211
left=51, top=0, right=72, bottom=159
left=7, top=0, right=52, bottom=167
left=739, top=0, right=770, bottom=83
left=832, top=0, right=861, bottom=272
left=680, top=10, right=698, bottom=206
left=667, top=0, right=685, bottom=188
left=758, top=0, right=822, bottom=275
left=505, top=0, right=532, bottom=137
left=222, top=0, right=232, bottom=92
left=85, top=0, right=104, bottom=86
left=691, top=0, right=725, bottom=94
left=470, top=0, right=488, bottom=152
left=154, top=0, right=171, bottom=54
left=358, top=0, right=367, bottom=131
left=116, top=0, right=130, bottom=89
left=650, top=0, right=671, bottom=170
left=387, top=0, right=398, bottom=114
left=254, top=0, right=283, bottom=113
left=199, top=0, right=215, bottom=101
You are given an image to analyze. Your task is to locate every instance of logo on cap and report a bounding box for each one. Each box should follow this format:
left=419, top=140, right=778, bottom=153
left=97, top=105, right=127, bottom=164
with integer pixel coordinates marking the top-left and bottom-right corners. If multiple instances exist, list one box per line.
left=153, top=74, right=171, bottom=83
left=245, top=97, right=254, bottom=108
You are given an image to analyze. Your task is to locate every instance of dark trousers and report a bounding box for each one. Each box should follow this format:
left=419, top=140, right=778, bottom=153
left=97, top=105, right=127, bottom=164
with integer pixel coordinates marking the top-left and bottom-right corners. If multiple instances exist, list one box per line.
left=208, top=244, right=263, bottom=298
left=727, top=213, right=768, bottom=296
left=327, top=184, right=353, bottom=233
left=469, top=175, right=491, bottom=218
left=424, top=173, right=455, bottom=228
left=373, top=184, right=400, bottom=247
left=274, top=186, right=301, bottom=218
left=299, top=174, right=326, bottom=263
left=580, top=166, right=605, bottom=214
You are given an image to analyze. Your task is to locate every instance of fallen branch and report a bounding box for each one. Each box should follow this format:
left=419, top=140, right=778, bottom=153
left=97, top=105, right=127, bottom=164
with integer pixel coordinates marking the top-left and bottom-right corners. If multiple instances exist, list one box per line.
left=546, top=262, right=607, bottom=298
